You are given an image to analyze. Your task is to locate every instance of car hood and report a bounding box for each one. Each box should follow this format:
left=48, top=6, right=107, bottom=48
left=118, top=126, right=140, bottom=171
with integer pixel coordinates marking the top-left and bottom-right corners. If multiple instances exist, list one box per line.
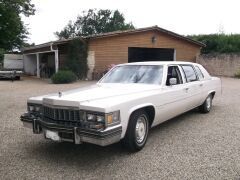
left=28, top=83, right=161, bottom=110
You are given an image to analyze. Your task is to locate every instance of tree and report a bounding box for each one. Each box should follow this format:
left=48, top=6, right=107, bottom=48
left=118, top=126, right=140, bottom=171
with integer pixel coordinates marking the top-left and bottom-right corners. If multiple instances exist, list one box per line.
left=55, top=9, right=134, bottom=39
left=188, top=34, right=240, bottom=54
left=64, top=39, right=88, bottom=79
left=0, top=0, right=35, bottom=51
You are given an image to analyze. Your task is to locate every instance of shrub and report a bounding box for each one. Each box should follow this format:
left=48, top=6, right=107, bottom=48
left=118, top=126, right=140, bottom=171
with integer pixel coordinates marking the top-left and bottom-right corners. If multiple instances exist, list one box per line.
left=234, top=70, right=240, bottom=78
left=51, top=70, right=77, bottom=84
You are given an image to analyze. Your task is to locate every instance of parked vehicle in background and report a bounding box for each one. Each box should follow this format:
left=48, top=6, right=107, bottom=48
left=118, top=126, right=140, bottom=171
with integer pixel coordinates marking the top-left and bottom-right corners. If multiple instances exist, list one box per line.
left=20, top=61, right=221, bottom=152
left=0, top=54, right=23, bottom=80
left=3, top=54, right=23, bottom=70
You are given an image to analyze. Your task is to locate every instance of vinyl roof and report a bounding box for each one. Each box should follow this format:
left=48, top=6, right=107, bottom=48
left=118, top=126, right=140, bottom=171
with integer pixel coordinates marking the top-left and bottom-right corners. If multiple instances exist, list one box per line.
left=22, top=26, right=205, bottom=51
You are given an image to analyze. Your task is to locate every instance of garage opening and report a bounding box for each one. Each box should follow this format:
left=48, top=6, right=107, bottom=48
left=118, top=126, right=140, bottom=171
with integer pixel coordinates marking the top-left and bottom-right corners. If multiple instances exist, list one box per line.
left=23, top=52, right=56, bottom=78
left=39, top=52, right=55, bottom=78
left=128, top=47, right=175, bottom=63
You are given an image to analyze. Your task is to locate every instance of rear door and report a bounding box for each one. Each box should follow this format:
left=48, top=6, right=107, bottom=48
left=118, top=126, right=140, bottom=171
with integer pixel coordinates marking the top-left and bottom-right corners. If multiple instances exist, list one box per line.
left=194, top=65, right=206, bottom=104
left=181, top=65, right=203, bottom=109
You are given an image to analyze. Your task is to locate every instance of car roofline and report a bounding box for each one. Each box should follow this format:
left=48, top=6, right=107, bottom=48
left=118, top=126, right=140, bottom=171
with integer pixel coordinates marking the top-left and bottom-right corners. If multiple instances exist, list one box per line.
left=116, top=61, right=198, bottom=66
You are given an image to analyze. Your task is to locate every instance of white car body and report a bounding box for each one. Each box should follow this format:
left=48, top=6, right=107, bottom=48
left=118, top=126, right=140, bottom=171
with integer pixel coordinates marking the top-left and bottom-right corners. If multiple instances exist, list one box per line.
left=21, top=61, right=221, bottom=148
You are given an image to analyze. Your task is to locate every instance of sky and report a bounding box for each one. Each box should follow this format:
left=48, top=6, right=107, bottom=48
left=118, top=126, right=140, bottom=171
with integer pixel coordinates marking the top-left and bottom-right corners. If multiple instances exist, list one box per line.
left=22, top=0, right=240, bottom=45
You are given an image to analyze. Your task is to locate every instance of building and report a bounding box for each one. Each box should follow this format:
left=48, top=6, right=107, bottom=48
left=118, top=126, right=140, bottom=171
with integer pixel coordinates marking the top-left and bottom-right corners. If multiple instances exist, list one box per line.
left=22, top=26, right=205, bottom=79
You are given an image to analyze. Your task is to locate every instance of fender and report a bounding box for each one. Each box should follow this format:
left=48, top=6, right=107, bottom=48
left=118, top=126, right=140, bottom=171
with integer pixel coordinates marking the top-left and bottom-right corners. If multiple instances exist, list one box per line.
left=120, top=103, right=155, bottom=138
left=206, top=90, right=216, bottom=99
left=128, top=103, right=155, bottom=117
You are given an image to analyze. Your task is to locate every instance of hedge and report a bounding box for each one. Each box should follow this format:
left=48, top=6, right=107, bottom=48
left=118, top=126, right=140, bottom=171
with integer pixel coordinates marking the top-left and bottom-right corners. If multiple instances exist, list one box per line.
left=188, top=34, right=240, bottom=54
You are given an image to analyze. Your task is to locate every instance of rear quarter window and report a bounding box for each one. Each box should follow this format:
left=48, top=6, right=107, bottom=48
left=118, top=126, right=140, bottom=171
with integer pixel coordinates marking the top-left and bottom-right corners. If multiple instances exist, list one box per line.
left=195, top=66, right=204, bottom=80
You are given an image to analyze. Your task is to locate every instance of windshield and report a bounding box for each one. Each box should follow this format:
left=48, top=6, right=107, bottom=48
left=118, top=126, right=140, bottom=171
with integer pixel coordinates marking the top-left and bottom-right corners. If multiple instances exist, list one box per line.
left=100, top=65, right=163, bottom=85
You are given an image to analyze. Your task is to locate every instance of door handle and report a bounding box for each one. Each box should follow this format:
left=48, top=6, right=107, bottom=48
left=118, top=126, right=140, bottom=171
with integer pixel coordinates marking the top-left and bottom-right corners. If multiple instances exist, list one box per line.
left=184, top=87, right=189, bottom=91
left=199, top=84, right=203, bottom=87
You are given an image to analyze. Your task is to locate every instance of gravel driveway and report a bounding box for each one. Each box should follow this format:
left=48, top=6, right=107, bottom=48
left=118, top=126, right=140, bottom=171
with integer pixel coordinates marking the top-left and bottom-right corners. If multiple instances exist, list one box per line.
left=0, top=77, right=239, bottom=179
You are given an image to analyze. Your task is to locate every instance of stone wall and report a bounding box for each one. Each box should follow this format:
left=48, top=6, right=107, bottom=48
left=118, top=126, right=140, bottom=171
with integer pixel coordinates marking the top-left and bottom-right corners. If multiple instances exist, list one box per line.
left=197, top=53, right=240, bottom=77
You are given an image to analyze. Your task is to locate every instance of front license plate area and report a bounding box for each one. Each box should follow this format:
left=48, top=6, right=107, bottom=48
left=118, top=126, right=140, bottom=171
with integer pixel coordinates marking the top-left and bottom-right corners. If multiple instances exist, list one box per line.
left=45, top=130, right=60, bottom=141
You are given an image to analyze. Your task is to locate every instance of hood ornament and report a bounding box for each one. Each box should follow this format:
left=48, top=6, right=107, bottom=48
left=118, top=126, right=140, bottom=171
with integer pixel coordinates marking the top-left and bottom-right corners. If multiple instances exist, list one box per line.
left=58, top=92, right=62, bottom=98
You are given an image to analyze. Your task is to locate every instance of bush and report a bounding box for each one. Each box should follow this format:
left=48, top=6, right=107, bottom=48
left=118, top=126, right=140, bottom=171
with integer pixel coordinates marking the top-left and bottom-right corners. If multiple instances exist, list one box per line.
left=235, top=70, right=240, bottom=78
left=51, top=70, right=77, bottom=84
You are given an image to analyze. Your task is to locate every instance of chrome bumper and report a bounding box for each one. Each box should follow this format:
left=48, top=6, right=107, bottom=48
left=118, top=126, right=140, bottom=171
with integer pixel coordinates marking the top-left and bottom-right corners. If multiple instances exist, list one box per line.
left=20, top=113, right=122, bottom=146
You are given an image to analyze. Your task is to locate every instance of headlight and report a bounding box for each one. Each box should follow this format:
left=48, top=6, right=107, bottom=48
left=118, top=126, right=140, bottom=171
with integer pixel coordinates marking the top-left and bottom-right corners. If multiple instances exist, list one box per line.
left=87, top=114, right=95, bottom=121
left=86, top=113, right=105, bottom=123
left=28, top=103, right=42, bottom=113
left=96, top=115, right=105, bottom=123
left=35, top=106, right=41, bottom=112
left=29, top=105, right=35, bottom=111
left=86, top=110, right=120, bottom=129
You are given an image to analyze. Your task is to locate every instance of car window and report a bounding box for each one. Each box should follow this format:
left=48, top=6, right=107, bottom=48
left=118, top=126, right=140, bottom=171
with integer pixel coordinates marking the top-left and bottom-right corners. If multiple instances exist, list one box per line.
left=181, top=65, right=198, bottom=82
left=100, top=65, right=163, bottom=85
left=195, top=66, right=204, bottom=80
left=166, top=66, right=183, bottom=86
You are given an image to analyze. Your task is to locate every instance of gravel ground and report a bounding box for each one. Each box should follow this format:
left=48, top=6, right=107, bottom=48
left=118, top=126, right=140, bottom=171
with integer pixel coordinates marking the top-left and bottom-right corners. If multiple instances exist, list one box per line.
left=0, top=77, right=240, bottom=180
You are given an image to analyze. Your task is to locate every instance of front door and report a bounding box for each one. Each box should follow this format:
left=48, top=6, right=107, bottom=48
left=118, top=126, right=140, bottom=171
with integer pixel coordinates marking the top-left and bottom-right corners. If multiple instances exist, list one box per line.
left=153, top=65, right=189, bottom=125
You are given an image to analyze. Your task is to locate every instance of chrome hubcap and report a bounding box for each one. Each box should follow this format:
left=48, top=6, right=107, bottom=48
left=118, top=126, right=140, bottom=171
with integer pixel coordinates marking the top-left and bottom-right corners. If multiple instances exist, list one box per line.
left=135, top=115, right=147, bottom=144
left=206, top=96, right=211, bottom=110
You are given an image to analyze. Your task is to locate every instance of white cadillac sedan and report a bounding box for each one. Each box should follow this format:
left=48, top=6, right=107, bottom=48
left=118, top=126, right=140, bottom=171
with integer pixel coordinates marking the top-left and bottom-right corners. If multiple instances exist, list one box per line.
left=21, top=61, right=221, bottom=152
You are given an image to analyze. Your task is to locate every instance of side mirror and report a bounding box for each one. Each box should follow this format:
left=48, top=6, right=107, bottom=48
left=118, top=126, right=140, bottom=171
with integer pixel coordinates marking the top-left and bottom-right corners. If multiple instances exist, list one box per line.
left=169, top=78, right=177, bottom=86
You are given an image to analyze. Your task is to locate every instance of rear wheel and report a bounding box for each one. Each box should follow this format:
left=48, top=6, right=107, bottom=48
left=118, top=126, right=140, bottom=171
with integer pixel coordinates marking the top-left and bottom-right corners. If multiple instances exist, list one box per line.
left=199, top=94, right=212, bottom=113
left=122, top=110, right=149, bottom=152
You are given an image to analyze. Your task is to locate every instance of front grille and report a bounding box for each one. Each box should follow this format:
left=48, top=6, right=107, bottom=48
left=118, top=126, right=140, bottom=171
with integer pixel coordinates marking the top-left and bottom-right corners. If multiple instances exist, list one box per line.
left=43, top=106, right=85, bottom=127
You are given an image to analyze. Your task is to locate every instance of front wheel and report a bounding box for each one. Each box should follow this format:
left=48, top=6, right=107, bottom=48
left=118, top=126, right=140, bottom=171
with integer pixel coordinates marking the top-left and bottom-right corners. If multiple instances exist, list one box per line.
left=122, top=110, right=149, bottom=152
left=199, top=94, right=213, bottom=113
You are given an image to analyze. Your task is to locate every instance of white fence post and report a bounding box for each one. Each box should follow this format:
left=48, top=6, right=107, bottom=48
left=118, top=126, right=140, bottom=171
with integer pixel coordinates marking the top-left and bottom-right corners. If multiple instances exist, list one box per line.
left=55, top=50, right=59, bottom=73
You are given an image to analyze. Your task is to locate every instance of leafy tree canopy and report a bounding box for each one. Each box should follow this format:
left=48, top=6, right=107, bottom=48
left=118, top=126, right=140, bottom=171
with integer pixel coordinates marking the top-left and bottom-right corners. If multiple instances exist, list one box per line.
left=188, top=34, right=240, bottom=54
left=55, top=9, right=135, bottom=39
left=0, top=0, right=35, bottom=51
